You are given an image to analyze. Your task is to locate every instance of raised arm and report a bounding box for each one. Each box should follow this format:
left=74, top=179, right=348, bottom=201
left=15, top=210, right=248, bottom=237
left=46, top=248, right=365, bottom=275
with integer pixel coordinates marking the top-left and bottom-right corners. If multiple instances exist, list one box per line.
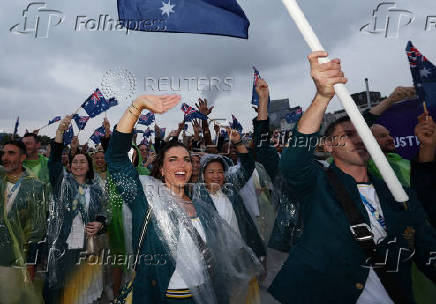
left=105, top=94, right=180, bottom=207
left=280, top=52, right=347, bottom=197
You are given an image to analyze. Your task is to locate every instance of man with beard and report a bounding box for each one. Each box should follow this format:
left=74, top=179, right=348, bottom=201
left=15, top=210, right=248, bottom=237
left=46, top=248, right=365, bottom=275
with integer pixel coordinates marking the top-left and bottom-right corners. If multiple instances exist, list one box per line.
left=0, top=140, right=46, bottom=303
left=268, top=52, right=436, bottom=304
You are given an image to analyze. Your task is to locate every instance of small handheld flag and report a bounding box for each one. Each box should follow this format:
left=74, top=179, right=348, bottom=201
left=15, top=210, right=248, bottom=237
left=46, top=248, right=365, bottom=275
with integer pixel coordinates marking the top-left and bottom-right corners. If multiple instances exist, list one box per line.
left=143, top=128, right=154, bottom=138
left=48, top=116, right=61, bottom=125
left=90, top=126, right=106, bottom=145
left=230, top=114, right=243, bottom=133
left=252, top=66, right=270, bottom=108
left=72, top=115, right=90, bottom=131
left=181, top=103, right=207, bottom=122
left=81, top=89, right=110, bottom=118
left=138, top=112, right=155, bottom=126
left=285, top=107, right=303, bottom=123
left=406, top=41, right=436, bottom=109
left=63, top=125, right=74, bottom=146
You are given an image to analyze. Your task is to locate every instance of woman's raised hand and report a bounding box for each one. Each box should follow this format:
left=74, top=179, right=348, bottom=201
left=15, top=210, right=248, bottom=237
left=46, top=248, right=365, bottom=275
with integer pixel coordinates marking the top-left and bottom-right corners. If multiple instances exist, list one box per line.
left=134, top=94, right=181, bottom=114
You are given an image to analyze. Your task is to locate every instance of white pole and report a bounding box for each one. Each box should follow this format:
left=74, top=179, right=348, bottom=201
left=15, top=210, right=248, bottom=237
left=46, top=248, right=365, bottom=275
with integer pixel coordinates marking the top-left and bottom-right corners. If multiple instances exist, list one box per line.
left=281, top=0, right=408, bottom=202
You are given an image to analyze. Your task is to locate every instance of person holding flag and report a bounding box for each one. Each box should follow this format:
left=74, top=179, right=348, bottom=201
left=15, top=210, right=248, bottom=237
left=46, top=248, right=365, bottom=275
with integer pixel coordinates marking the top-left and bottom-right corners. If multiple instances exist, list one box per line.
left=268, top=51, right=436, bottom=304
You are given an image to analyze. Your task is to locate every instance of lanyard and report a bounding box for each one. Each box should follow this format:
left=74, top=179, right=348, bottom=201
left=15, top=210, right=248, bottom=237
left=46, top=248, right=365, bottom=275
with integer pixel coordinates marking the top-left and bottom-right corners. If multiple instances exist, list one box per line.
left=359, top=193, right=387, bottom=231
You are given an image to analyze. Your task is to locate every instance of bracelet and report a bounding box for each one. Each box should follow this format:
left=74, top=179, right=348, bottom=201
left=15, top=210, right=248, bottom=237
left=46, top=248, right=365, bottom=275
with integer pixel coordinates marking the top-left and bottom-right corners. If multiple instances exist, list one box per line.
left=130, top=102, right=141, bottom=112
left=128, top=108, right=139, bottom=118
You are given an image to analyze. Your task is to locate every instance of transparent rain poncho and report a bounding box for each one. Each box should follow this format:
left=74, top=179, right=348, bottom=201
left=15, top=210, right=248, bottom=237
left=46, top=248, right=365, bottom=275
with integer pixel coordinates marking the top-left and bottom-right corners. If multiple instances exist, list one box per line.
left=138, top=175, right=263, bottom=304
left=46, top=172, right=110, bottom=289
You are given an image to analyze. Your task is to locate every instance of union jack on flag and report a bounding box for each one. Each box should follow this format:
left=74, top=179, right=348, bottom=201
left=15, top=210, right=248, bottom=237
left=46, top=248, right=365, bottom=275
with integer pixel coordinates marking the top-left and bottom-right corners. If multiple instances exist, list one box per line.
left=181, top=103, right=207, bottom=122
left=72, top=114, right=90, bottom=130
left=81, top=88, right=110, bottom=118
left=138, top=112, right=155, bottom=126
left=406, top=41, right=436, bottom=108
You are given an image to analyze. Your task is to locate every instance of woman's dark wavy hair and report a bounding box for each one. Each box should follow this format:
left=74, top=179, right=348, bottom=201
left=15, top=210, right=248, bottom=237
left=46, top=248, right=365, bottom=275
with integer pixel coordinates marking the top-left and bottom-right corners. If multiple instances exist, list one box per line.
left=70, top=152, right=94, bottom=182
left=151, top=141, right=191, bottom=182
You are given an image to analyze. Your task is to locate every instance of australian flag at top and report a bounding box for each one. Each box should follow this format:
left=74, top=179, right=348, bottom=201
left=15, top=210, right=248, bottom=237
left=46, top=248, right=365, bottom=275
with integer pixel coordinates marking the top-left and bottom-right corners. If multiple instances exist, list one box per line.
left=63, top=125, right=74, bottom=146
left=252, top=66, right=270, bottom=108
left=72, top=114, right=90, bottom=130
left=90, top=126, right=106, bottom=145
left=117, top=0, right=250, bottom=39
left=406, top=41, right=436, bottom=109
left=48, top=116, right=61, bottom=125
left=181, top=103, right=207, bottom=122
left=81, top=89, right=110, bottom=118
left=138, top=112, right=155, bottom=126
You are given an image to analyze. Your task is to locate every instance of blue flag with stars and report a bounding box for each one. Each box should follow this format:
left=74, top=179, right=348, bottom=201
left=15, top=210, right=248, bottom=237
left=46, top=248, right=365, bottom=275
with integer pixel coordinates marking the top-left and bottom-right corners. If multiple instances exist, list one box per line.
left=251, top=66, right=270, bottom=108
left=63, top=125, right=74, bottom=146
left=285, top=107, right=303, bottom=123
left=48, top=116, right=61, bottom=125
left=117, top=0, right=250, bottom=39
left=72, top=114, right=90, bottom=131
left=90, top=126, right=106, bottom=145
left=81, top=89, right=110, bottom=118
left=230, top=114, right=243, bottom=133
left=138, top=112, right=155, bottom=126
left=406, top=41, right=436, bottom=109
left=181, top=103, right=207, bottom=122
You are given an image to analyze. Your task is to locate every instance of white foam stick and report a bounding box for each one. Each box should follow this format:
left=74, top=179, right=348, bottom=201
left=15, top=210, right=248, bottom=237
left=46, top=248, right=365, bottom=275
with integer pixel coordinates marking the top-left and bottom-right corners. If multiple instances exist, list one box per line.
left=282, top=0, right=408, bottom=202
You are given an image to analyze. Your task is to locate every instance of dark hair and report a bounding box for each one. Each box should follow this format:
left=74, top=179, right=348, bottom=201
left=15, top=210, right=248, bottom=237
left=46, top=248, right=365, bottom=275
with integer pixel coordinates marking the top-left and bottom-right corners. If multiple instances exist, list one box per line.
left=4, top=140, right=27, bottom=156
left=151, top=141, right=191, bottom=181
left=70, top=152, right=94, bottom=182
left=324, top=115, right=351, bottom=137
left=23, top=133, right=40, bottom=142
left=203, top=158, right=225, bottom=175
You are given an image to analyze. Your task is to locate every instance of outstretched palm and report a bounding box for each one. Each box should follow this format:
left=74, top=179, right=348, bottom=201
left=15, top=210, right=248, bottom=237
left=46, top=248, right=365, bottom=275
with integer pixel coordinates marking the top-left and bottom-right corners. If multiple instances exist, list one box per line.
left=137, top=94, right=181, bottom=114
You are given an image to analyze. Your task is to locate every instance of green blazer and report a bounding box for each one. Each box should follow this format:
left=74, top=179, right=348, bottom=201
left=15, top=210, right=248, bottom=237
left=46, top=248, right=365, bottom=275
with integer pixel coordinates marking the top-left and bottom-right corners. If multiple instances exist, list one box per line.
left=268, top=129, right=436, bottom=304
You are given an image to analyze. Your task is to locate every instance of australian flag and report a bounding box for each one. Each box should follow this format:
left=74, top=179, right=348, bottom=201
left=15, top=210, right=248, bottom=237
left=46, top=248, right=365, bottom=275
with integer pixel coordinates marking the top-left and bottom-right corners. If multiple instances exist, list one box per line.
left=138, top=112, right=155, bottom=126
left=252, top=66, right=270, bottom=108
left=134, top=129, right=145, bottom=135
left=230, top=114, right=243, bottom=133
left=81, top=89, right=109, bottom=118
left=406, top=41, right=436, bottom=109
left=181, top=103, right=207, bottom=122
left=90, top=126, right=106, bottom=145
left=285, top=107, right=303, bottom=124
left=48, top=116, right=61, bottom=125
left=159, top=128, right=166, bottom=139
left=63, top=125, right=74, bottom=146
left=143, top=128, right=154, bottom=138
left=72, top=114, right=90, bottom=131
left=117, top=0, right=250, bottom=39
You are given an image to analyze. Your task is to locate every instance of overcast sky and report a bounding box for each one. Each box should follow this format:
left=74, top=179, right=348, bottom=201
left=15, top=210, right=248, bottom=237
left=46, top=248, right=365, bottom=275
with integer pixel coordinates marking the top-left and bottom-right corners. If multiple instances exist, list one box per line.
left=1, top=0, right=436, bottom=144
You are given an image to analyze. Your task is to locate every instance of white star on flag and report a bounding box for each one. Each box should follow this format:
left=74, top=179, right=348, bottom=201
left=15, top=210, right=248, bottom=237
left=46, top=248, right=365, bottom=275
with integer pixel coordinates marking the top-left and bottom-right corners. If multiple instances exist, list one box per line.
left=420, top=67, right=432, bottom=78
left=160, top=0, right=176, bottom=17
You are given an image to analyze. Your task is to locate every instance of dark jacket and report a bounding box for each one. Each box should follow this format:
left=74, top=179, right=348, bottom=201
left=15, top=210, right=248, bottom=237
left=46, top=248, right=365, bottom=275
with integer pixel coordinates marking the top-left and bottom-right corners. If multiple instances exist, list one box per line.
left=268, top=129, right=436, bottom=304
left=411, top=159, right=436, bottom=228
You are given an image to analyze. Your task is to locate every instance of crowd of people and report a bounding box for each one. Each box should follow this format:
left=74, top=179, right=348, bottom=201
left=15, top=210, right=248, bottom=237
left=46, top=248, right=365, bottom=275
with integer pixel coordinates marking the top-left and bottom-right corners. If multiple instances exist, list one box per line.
left=1, top=52, right=436, bottom=304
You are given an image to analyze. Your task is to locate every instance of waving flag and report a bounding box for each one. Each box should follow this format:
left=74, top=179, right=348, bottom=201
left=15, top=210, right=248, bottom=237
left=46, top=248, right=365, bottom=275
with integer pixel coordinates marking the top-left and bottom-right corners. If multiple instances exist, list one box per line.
left=184, top=124, right=189, bottom=131
left=48, top=116, right=61, bottom=125
left=81, top=88, right=109, bottom=118
left=13, top=116, right=19, bottom=138
left=143, top=128, right=154, bottom=138
left=230, top=114, right=243, bottom=133
left=72, top=114, right=90, bottom=131
left=406, top=41, right=436, bottom=109
left=251, top=66, right=270, bottom=108
left=285, top=107, right=303, bottom=123
left=181, top=103, right=207, bottom=122
left=159, top=128, right=166, bottom=139
left=117, top=0, right=250, bottom=39
left=138, top=112, right=155, bottom=126
left=63, top=125, right=74, bottom=146
left=134, top=129, right=145, bottom=135
left=90, top=126, right=106, bottom=145
left=108, top=97, right=119, bottom=109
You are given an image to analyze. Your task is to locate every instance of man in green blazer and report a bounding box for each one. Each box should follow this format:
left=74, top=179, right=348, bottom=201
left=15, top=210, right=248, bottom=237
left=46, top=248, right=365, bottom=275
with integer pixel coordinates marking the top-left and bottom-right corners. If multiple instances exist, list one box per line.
left=268, top=52, right=436, bottom=304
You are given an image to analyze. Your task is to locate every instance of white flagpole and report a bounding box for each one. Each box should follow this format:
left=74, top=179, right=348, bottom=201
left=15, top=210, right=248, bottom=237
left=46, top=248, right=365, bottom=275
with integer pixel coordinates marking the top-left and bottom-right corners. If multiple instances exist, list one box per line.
left=281, top=0, right=408, bottom=202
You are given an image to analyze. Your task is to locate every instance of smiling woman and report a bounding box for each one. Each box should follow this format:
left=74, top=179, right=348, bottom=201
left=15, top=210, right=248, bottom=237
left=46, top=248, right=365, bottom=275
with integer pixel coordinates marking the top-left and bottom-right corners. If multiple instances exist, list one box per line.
left=105, top=94, right=262, bottom=304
